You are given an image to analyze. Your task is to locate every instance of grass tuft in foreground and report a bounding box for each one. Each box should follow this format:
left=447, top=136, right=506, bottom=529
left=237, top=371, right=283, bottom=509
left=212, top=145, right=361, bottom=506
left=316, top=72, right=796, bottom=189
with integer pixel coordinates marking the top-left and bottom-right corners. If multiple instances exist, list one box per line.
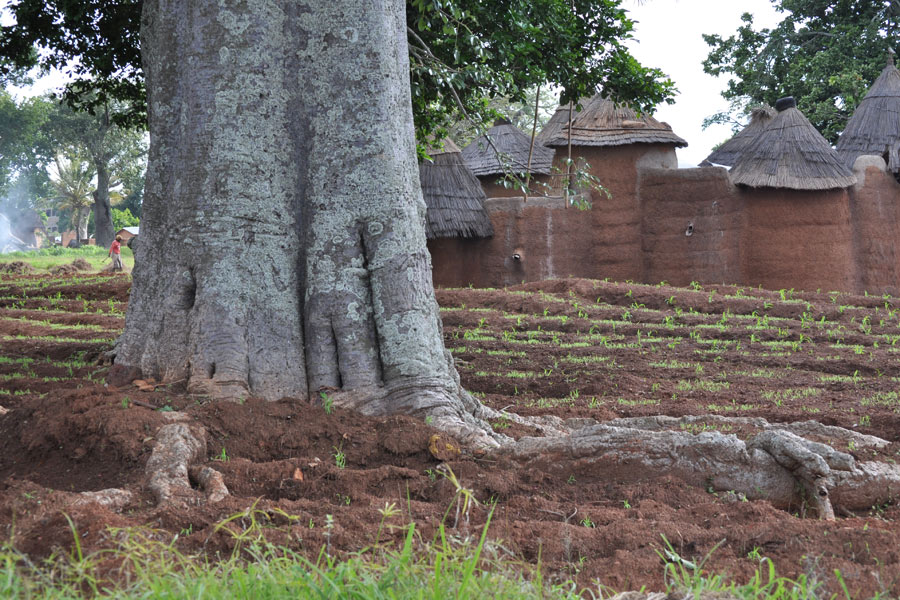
left=0, top=512, right=875, bottom=599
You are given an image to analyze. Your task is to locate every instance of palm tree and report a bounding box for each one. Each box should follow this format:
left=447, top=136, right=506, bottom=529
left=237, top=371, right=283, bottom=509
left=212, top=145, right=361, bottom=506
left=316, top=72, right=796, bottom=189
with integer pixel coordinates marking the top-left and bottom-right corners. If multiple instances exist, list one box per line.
left=50, top=148, right=95, bottom=241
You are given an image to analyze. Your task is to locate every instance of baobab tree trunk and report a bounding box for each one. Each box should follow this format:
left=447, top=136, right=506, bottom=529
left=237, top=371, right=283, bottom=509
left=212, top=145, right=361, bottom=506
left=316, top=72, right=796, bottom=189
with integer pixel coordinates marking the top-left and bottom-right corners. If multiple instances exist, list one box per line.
left=112, top=0, right=495, bottom=444
left=92, top=162, right=115, bottom=248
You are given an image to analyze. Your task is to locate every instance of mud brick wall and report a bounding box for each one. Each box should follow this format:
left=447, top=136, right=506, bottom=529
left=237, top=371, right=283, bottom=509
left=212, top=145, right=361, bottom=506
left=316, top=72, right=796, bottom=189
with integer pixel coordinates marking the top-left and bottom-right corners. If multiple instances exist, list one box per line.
left=431, top=149, right=900, bottom=294
left=565, top=145, right=677, bottom=283
left=429, top=196, right=595, bottom=288
left=639, top=167, right=743, bottom=287
left=849, top=157, right=900, bottom=296
left=741, top=187, right=854, bottom=293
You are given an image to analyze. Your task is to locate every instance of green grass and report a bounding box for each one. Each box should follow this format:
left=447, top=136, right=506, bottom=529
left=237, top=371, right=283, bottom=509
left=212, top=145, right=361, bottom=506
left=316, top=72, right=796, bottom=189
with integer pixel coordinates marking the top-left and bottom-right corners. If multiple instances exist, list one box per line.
left=0, top=246, right=134, bottom=271
left=0, top=521, right=857, bottom=600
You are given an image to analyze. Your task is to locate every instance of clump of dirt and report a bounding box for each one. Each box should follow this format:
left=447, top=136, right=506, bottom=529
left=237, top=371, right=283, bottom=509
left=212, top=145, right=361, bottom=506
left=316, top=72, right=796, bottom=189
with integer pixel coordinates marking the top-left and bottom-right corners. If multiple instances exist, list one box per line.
left=0, top=261, right=34, bottom=274
left=49, top=259, right=93, bottom=276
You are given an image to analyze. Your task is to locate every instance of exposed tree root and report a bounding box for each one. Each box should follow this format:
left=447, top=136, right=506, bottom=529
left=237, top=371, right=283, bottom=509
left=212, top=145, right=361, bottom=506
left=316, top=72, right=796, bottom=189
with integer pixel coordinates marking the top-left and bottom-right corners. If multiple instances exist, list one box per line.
left=496, top=415, right=900, bottom=520
left=145, top=415, right=230, bottom=506
left=72, top=489, right=134, bottom=511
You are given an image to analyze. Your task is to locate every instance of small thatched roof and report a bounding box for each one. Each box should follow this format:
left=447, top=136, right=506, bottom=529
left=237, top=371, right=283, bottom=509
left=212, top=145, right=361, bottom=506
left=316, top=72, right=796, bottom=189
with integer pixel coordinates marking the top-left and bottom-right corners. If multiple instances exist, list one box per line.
left=703, top=106, right=776, bottom=166
left=537, top=95, right=687, bottom=148
left=730, top=97, right=856, bottom=191
left=419, top=138, right=494, bottom=240
left=836, top=52, right=900, bottom=171
left=460, top=120, right=554, bottom=177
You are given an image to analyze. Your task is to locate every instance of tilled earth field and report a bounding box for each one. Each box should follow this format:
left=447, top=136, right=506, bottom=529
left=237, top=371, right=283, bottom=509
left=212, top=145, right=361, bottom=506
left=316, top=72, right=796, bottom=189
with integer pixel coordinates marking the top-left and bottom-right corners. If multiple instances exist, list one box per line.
left=2, top=270, right=900, bottom=596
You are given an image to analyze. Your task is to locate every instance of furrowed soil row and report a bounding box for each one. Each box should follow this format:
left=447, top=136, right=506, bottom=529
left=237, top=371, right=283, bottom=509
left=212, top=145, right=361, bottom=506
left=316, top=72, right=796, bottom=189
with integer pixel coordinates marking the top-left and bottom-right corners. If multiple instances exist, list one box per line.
left=0, top=273, right=899, bottom=597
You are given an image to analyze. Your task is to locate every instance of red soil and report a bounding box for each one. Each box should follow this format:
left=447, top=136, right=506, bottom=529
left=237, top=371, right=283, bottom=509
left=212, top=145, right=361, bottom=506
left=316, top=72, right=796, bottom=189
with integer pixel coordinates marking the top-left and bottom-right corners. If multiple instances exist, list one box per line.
left=1, top=272, right=900, bottom=597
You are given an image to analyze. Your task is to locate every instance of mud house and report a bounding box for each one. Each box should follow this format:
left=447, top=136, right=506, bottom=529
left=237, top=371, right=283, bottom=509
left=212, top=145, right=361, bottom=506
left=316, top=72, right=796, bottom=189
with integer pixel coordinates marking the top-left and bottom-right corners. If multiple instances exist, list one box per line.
left=702, top=106, right=775, bottom=167
left=419, top=139, right=495, bottom=283
left=428, top=73, right=900, bottom=296
left=115, top=226, right=140, bottom=242
left=460, top=119, right=555, bottom=198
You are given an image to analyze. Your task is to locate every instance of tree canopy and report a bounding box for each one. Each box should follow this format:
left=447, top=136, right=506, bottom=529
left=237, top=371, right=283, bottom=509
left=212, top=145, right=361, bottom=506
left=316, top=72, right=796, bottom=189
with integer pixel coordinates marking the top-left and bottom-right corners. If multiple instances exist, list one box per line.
left=703, top=0, right=900, bottom=143
left=0, top=0, right=675, bottom=134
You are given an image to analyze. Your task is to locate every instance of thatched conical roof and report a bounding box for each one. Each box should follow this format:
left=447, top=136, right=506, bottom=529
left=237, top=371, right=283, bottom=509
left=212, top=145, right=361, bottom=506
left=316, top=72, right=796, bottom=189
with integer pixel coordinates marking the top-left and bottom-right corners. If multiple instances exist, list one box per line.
left=419, top=138, right=494, bottom=240
left=703, top=106, right=776, bottom=166
left=730, top=97, right=856, bottom=190
left=537, top=94, right=687, bottom=148
left=460, top=120, right=554, bottom=177
left=836, top=52, right=900, bottom=171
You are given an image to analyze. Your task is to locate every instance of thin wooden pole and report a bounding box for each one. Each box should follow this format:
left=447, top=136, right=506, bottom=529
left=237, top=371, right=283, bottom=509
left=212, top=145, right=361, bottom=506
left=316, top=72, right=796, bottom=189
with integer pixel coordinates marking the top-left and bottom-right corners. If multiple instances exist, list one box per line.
left=524, top=86, right=541, bottom=203
left=565, top=100, right=574, bottom=208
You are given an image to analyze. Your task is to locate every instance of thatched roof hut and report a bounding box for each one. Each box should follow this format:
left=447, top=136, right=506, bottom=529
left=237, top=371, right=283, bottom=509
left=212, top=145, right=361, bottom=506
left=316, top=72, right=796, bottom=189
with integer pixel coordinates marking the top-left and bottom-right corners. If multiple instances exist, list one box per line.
left=460, top=120, right=554, bottom=177
left=703, top=106, right=776, bottom=167
left=419, top=138, right=494, bottom=239
left=537, top=94, right=687, bottom=148
left=836, top=52, right=900, bottom=171
left=730, top=97, right=856, bottom=190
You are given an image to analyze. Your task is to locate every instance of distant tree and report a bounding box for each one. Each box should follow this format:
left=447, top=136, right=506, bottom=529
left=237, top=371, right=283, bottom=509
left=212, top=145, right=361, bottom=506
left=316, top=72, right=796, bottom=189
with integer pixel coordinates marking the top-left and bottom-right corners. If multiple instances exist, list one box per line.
left=49, top=149, right=94, bottom=240
left=0, top=89, right=53, bottom=198
left=702, top=0, right=900, bottom=143
left=45, top=100, right=147, bottom=247
left=111, top=207, right=138, bottom=231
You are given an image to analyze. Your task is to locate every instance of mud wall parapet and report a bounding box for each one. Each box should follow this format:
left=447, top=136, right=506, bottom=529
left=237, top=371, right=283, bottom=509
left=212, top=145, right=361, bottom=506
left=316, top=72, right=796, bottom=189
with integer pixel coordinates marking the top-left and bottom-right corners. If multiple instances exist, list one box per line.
left=431, top=150, right=900, bottom=295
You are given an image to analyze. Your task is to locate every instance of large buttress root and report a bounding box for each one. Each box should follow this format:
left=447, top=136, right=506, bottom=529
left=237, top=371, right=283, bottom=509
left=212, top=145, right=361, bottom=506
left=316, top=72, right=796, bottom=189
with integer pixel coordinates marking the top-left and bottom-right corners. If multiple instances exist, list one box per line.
left=498, top=415, right=900, bottom=519
left=295, top=0, right=498, bottom=443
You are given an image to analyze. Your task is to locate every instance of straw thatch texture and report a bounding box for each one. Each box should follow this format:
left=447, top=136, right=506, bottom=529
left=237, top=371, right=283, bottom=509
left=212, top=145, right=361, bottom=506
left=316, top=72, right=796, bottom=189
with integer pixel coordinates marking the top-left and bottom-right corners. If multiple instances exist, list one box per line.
left=460, top=121, right=554, bottom=177
left=538, top=95, right=687, bottom=148
left=703, top=106, right=776, bottom=166
left=730, top=104, right=856, bottom=190
left=419, top=140, right=494, bottom=239
left=836, top=56, right=900, bottom=171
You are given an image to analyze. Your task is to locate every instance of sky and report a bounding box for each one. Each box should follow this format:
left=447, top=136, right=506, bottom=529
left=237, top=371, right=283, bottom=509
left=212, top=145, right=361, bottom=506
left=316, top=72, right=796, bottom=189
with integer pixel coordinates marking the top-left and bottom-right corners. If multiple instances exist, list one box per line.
left=624, top=0, right=783, bottom=166
left=2, top=1, right=784, bottom=167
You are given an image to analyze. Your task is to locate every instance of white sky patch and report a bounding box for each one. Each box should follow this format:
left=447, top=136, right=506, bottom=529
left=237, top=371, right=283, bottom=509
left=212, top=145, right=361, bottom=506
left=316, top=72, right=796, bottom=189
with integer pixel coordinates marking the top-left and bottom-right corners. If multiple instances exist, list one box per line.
left=625, top=0, right=783, bottom=167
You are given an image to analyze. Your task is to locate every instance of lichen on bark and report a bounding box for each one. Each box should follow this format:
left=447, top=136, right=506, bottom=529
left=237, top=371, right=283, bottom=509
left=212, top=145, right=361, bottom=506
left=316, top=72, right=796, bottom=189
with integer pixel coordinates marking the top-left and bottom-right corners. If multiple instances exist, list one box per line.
left=113, top=0, right=495, bottom=443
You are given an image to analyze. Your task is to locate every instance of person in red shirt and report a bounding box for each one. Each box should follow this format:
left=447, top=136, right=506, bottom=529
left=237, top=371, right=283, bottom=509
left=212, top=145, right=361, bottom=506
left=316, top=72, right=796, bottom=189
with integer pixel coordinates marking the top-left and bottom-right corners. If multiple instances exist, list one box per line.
left=109, top=235, right=124, bottom=272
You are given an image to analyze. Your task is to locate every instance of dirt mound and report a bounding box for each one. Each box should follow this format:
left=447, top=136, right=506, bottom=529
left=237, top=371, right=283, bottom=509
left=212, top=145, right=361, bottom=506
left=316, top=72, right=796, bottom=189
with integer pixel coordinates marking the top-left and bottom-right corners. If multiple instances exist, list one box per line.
left=2, top=272, right=900, bottom=597
left=49, top=258, right=94, bottom=276
left=0, top=261, right=34, bottom=274
left=71, top=258, right=92, bottom=270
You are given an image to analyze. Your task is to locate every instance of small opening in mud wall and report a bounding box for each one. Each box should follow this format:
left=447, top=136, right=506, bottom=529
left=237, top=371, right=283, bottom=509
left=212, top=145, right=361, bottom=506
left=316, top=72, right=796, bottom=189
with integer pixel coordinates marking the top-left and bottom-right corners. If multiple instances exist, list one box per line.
left=685, top=223, right=694, bottom=237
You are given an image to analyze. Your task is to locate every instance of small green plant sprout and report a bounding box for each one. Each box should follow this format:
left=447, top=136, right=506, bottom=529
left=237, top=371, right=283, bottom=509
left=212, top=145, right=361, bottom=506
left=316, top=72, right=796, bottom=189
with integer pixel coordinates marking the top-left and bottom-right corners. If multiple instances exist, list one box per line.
left=491, top=414, right=511, bottom=431
left=213, top=498, right=300, bottom=555
left=375, top=501, right=401, bottom=544
left=332, top=444, right=346, bottom=469
left=746, top=546, right=764, bottom=562
left=424, top=468, right=437, bottom=482
left=566, top=474, right=576, bottom=485
left=580, top=516, right=595, bottom=528
left=215, top=447, right=228, bottom=462
left=319, top=390, right=334, bottom=414
left=622, top=499, right=632, bottom=509
left=121, top=396, right=131, bottom=409
left=859, top=414, right=871, bottom=427
left=437, top=464, right=479, bottom=529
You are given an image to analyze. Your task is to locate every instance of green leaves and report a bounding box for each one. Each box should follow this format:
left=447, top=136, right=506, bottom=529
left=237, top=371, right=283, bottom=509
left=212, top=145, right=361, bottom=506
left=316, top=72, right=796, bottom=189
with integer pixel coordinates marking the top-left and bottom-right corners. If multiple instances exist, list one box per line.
left=1, top=1, right=674, bottom=144
left=703, top=1, right=898, bottom=143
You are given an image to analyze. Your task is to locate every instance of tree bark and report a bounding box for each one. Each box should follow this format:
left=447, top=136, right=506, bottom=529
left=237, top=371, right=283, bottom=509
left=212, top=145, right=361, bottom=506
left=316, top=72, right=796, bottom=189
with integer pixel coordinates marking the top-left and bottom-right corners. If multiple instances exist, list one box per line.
left=75, top=206, right=90, bottom=240
left=92, top=161, right=115, bottom=248
left=113, top=0, right=495, bottom=444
